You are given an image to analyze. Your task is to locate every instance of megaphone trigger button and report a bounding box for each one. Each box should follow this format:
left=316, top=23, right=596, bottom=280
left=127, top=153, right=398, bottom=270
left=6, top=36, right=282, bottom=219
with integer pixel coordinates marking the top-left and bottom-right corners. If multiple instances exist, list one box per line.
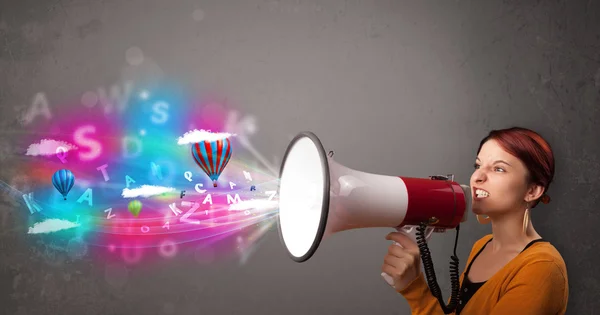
left=401, top=226, right=414, bottom=233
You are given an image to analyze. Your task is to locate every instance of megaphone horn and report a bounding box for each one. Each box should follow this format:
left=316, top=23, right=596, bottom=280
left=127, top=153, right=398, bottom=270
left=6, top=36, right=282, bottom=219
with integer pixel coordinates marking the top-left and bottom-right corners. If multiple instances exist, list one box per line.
left=277, top=131, right=471, bottom=262
left=277, top=131, right=471, bottom=314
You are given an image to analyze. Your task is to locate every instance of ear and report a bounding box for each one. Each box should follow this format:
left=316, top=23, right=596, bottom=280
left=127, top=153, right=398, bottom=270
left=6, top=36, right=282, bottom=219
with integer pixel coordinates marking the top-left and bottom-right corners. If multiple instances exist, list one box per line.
left=525, top=183, right=545, bottom=203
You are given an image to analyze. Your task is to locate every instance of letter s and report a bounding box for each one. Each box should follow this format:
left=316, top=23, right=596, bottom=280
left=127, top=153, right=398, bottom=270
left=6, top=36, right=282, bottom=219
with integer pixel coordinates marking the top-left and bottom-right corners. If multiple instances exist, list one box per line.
left=73, top=125, right=102, bottom=161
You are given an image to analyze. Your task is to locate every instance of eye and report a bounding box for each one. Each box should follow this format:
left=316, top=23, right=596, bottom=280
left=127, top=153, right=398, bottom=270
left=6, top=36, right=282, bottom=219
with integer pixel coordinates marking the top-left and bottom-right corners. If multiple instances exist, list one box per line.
left=473, top=163, right=480, bottom=169
left=495, top=167, right=505, bottom=172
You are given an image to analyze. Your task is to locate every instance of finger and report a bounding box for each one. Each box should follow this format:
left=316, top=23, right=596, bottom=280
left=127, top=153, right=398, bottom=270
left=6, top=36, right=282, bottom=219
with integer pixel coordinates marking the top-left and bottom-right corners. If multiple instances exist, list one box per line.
left=383, top=255, right=408, bottom=270
left=381, top=263, right=400, bottom=279
left=385, top=232, right=420, bottom=252
left=391, top=247, right=418, bottom=267
left=388, top=244, right=417, bottom=261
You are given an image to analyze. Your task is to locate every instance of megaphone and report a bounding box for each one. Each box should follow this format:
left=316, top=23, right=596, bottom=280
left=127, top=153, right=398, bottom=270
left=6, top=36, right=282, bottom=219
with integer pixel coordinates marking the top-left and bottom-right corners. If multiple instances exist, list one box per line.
left=277, top=131, right=472, bottom=314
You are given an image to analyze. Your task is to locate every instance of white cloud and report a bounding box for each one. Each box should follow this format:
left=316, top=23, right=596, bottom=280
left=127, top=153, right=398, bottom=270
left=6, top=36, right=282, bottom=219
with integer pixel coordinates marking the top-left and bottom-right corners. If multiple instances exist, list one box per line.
left=122, top=185, right=177, bottom=198
left=25, top=139, right=78, bottom=156
left=28, top=219, right=80, bottom=234
left=177, top=129, right=235, bottom=145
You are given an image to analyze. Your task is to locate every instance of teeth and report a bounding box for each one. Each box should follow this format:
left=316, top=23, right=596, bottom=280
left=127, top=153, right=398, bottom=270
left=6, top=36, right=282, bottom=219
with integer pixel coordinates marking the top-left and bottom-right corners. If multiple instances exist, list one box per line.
left=475, top=189, right=489, bottom=198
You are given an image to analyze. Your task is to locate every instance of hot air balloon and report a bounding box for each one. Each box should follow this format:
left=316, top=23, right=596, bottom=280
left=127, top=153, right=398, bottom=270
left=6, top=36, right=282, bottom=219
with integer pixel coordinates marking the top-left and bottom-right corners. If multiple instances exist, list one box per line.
left=52, top=169, right=75, bottom=200
left=191, top=138, right=232, bottom=187
left=128, top=200, right=142, bottom=217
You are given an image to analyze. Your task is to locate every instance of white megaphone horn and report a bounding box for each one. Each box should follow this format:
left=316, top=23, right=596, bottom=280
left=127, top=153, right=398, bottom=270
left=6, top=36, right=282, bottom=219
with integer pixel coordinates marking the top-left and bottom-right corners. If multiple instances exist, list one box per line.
left=276, top=132, right=471, bottom=313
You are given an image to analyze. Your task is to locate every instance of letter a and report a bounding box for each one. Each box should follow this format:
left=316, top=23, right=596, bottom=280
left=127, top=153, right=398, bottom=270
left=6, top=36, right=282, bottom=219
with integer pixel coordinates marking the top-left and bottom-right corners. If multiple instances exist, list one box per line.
left=77, top=188, right=93, bottom=206
left=125, top=175, right=136, bottom=188
left=202, top=194, right=213, bottom=205
left=22, top=92, right=52, bottom=125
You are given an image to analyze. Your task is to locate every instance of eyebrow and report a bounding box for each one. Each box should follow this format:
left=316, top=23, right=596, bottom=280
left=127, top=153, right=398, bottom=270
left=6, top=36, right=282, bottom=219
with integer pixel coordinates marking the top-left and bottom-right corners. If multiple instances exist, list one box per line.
left=475, top=157, right=512, bottom=167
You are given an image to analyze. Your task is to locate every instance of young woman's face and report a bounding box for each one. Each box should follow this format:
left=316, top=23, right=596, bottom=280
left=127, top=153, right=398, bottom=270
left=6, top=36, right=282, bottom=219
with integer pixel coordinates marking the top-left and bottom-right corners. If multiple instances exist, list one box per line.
left=469, top=139, right=531, bottom=216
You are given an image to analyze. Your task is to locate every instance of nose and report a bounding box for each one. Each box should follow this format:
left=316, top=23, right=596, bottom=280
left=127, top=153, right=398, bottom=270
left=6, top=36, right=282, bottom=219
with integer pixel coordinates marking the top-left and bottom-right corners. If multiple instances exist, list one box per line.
left=472, top=169, right=486, bottom=183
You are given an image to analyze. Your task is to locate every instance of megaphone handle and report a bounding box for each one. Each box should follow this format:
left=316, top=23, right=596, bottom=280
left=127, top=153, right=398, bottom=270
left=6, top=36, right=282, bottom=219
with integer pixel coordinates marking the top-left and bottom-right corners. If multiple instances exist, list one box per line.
left=381, top=225, right=435, bottom=290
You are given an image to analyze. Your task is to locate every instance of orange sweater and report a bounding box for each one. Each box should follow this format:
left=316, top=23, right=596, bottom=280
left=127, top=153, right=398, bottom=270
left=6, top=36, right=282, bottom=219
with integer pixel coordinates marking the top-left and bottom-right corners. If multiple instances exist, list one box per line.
left=398, top=234, right=569, bottom=314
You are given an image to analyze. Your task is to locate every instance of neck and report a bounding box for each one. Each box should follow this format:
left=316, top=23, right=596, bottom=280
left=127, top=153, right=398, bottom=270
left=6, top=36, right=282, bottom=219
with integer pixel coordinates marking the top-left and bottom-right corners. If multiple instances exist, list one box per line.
left=488, top=209, right=540, bottom=253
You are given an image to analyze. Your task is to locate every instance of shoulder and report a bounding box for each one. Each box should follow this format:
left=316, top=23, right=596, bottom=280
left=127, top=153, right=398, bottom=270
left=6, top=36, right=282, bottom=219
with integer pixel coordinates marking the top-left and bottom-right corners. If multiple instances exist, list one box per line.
left=498, top=240, right=569, bottom=301
left=516, top=241, right=568, bottom=280
left=499, top=242, right=569, bottom=313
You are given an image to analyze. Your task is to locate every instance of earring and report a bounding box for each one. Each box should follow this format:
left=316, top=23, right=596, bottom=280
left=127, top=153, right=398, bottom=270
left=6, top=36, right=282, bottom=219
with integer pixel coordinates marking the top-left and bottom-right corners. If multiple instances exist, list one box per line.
left=476, top=215, right=491, bottom=224
left=522, top=208, right=530, bottom=234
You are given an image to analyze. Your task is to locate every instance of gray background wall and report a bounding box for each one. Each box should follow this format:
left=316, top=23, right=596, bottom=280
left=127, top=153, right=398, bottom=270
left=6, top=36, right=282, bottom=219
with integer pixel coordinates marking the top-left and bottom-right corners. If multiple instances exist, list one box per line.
left=1, top=0, right=599, bottom=314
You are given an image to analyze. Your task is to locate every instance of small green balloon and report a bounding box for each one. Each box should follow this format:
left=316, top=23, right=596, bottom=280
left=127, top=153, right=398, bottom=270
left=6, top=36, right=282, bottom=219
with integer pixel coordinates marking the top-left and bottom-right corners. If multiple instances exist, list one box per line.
left=128, top=200, right=142, bottom=217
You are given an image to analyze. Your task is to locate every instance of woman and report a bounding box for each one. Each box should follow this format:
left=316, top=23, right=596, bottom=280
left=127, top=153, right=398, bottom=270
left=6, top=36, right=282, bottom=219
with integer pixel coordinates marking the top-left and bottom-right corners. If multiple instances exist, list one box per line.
left=381, top=127, right=569, bottom=314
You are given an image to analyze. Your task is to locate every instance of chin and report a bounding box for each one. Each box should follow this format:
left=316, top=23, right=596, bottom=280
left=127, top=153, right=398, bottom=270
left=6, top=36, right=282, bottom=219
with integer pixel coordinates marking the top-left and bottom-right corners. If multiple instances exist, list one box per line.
left=471, top=197, right=495, bottom=214
left=472, top=209, right=487, bottom=216
left=471, top=205, right=487, bottom=215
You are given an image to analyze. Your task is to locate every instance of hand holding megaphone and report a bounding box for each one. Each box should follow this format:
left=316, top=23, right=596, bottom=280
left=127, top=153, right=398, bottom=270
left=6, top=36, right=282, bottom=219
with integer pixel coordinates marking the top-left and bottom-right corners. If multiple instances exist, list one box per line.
left=381, top=225, right=435, bottom=291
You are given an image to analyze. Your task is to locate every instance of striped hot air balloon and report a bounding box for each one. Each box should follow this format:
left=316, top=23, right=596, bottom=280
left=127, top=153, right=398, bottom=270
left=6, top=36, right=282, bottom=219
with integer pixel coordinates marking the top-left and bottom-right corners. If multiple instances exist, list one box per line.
left=191, top=138, right=232, bottom=187
left=52, top=169, right=75, bottom=200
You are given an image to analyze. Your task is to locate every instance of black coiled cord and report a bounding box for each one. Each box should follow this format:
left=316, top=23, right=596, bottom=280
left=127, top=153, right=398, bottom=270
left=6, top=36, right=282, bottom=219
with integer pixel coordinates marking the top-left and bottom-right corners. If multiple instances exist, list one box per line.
left=416, top=223, right=461, bottom=314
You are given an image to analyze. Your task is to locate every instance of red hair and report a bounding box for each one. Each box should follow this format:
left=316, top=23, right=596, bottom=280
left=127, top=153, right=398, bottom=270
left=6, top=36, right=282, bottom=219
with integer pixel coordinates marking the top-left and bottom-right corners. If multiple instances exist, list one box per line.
left=477, top=127, right=555, bottom=208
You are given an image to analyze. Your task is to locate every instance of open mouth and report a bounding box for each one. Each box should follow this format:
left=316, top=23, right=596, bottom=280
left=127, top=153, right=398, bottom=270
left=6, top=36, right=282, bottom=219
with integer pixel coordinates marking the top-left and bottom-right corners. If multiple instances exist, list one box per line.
left=473, top=187, right=490, bottom=199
